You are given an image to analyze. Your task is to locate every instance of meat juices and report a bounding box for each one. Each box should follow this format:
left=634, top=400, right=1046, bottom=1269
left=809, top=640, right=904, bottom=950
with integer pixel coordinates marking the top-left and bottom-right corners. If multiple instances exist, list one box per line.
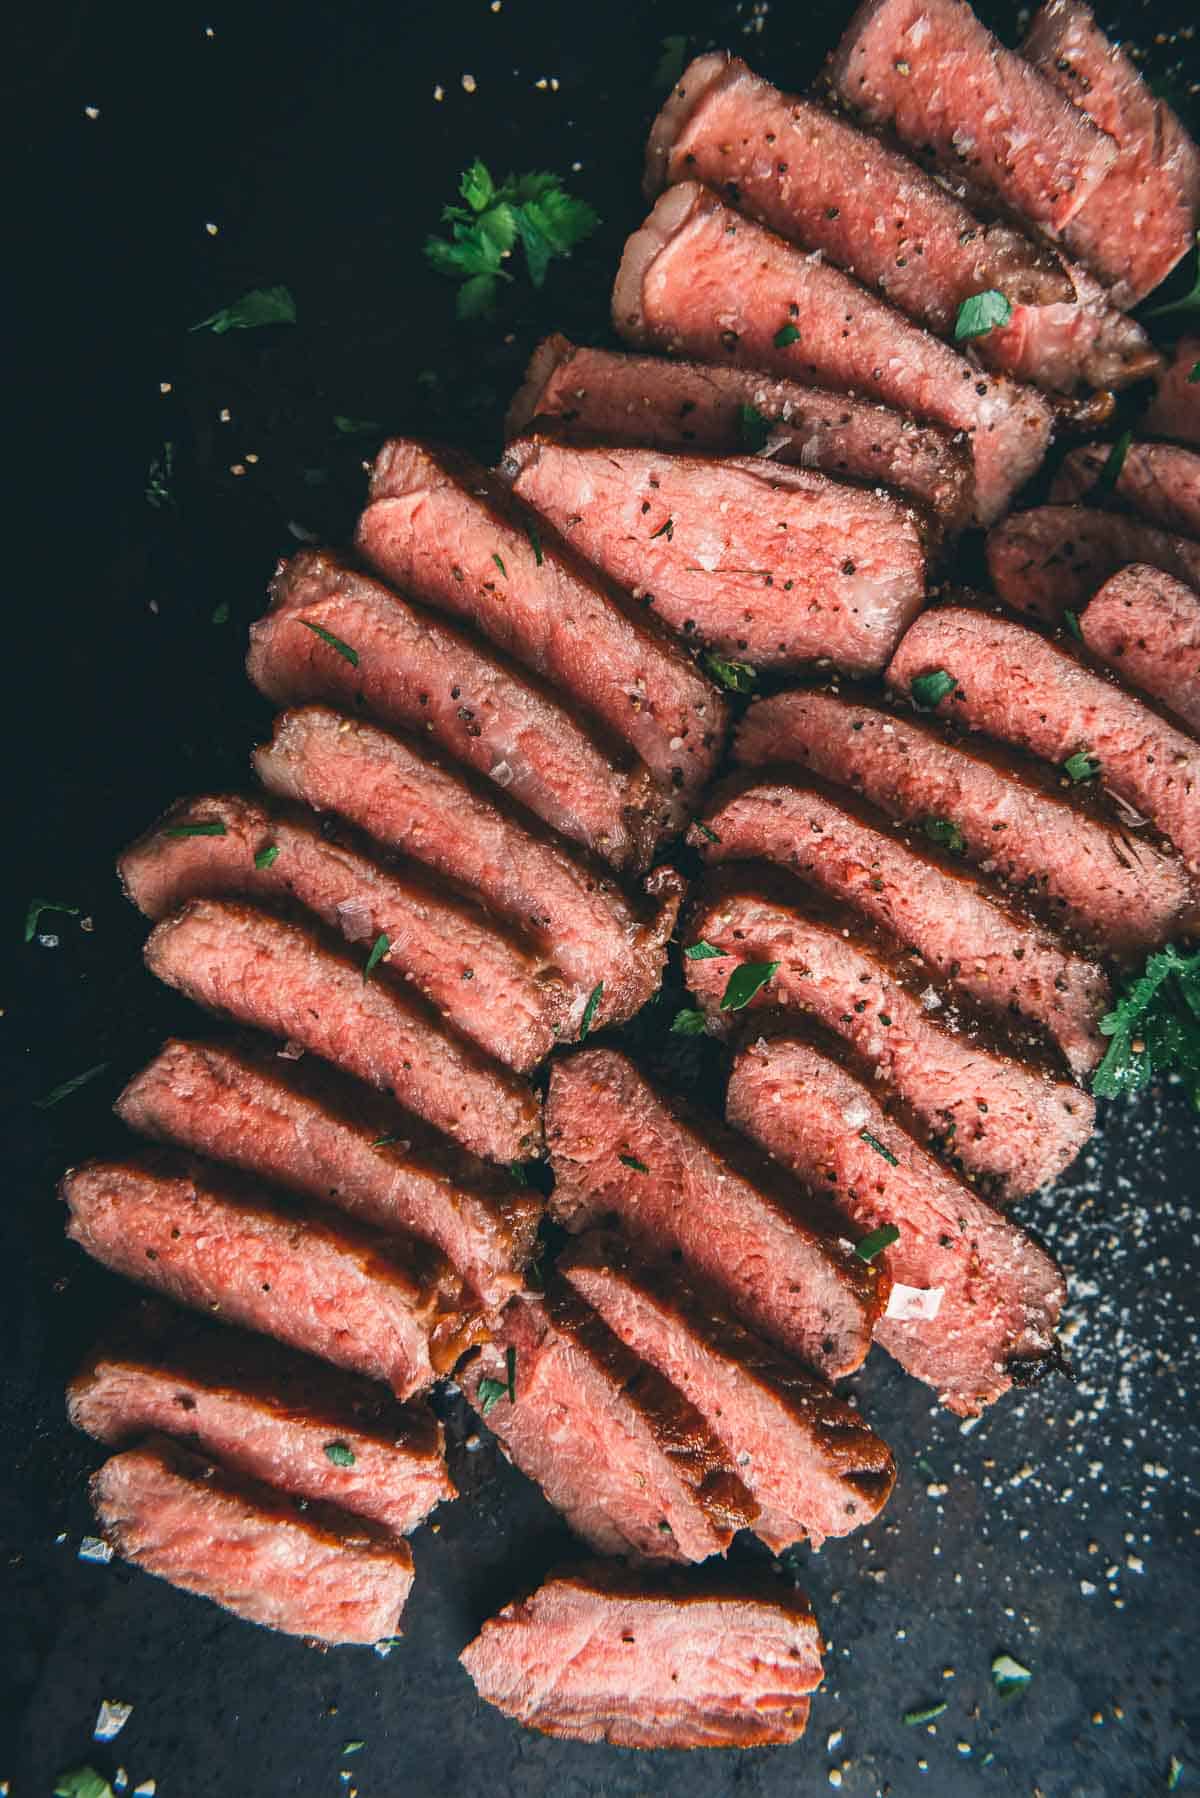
left=986, top=505, right=1200, bottom=622
left=1050, top=443, right=1200, bottom=541
left=1079, top=566, right=1200, bottom=736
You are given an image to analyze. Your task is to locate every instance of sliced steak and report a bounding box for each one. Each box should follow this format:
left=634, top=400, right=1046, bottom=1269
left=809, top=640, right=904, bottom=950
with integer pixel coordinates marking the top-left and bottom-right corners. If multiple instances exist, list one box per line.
left=459, top=1562, right=823, bottom=1749
left=728, top=1032, right=1067, bottom=1415
left=120, top=792, right=569, bottom=1074
left=887, top=604, right=1200, bottom=873
left=696, top=771, right=1109, bottom=1073
left=560, top=1233, right=896, bottom=1551
left=69, top=1303, right=454, bottom=1537
left=116, top=1040, right=541, bottom=1309
left=62, top=1155, right=485, bottom=1398
left=987, top=505, right=1200, bottom=623
left=250, top=550, right=668, bottom=872
left=826, top=0, right=1118, bottom=240
left=1143, top=337, right=1200, bottom=447
left=546, top=1048, right=885, bottom=1376
left=613, top=182, right=1053, bottom=526
left=1050, top=443, right=1200, bottom=540
left=734, top=687, right=1194, bottom=956
left=357, top=439, right=727, bottom=820
left=649, top=53, right=1155, bottom=395
left=1024, top=0, right=1200, bottom=308
left=91, top=1436, right=414, bottom=1646
left=684, top=873, right=1094, bottom=1198
left=508, top=335, right=974, bottom=530
left=254, top=706, right=681, bottom=1036
left=502, top=436, right=927, bottom=675
left=143, top=898, right=542, bottom=1165
left=458, top=1287, right=757, bottom=1564
left=1080, top=565, right=1200, bottom=736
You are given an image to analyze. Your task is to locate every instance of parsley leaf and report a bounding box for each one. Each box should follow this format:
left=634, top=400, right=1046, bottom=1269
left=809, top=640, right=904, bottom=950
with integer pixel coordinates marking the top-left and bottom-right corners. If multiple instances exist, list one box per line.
left=856, top=1222, right=900, bottom=1260
left=342, top=1741, right=366, bottom=1756
left=953, top=289, right=1012, bottom=340
left=1063, top=609, right=1083, bottom=640
left=671, top=1007, right=708, bottom=1035
left=324, top=1441, right=356, bottom=1467
left=991, top=1652, right=1033, bottom=1696
left=1143, top=239, right=1200, bottom=318
left=526, top=522, right=544, bottom=565
left=1089, top=429, right=1132, bottom=503
left=579, top=982, right=604, bottom=1040
left=477, top=1346, right=517, bottom=1416
left=737, top=403, right=772, bottom=453
left=903, top=1702, right=947, bottom=1727
left=363, top=933, right=390, bottom=980
left=165, top=820, right=227, bottom=837
left=333, top=415, right=381, bottom=436
left=492, top=552, right=507, bottom=578
left=910, top=668, right=958, bottom=709
left=54, top=1771, right=114, bottom=1798
left=508, top=1160, right=529, bottom=1185
left=619, top=1154, right=650, bottom=1172
left=25, top=898, right=80, bottom=943
left=300, top=619, right=359, bottom=666
left=1189, top=363, right=1200, bottom=384
left=190, top=285, right=297, bottom=334
left=146, top=440, right=175, bottom=510
left=684, top=941, right=723, bottom=960
left=922, top=816, right=966, bottom=855
left=774, top=323, right=801, bottom=348
left=254, top=843, right=280, bottom=870
left=703, top=652, right=756, bottom=693
left=35, top=1063, right=109, bottom=1110
left=694, top=821, right=721, bottom=844
left=860, top=1130, right=900, bottom=1167
left=1092, top=943, right=1200, bottom=1107
left=1063, top=749, right=1101, bottom=783
left=425, top=162, right=599, bottom=319
left=720, top=960, right=779, bottom=1011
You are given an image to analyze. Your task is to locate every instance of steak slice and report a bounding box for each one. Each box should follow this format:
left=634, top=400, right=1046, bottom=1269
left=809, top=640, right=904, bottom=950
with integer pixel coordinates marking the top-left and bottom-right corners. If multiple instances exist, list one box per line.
left=120, top=792, right=569, bottom=1074
left=696, top=771, right=1109, bottom=1074
left=826, top=0, right=1118, bottom=240
left=649, top=53, right=1156, bottom=395
left=559, top=1233, right=896, bottom=1551
left=143, top=898, right=542, bottom=1165
left=1024, top=0, right=1200, bottom=308
left=728, top=1031, right=1067, bottom=1415
left=502, top=436, right=928, bottom=675
left=1050, top=443, right=1200, bottom=540
left=613, top=182, right=1053, bottom=526
left=887, top=604, right=1200, bottom=873
left=1143, top=337, right=1200, bottom=447
left=986, top=504, right=1200, bottom=621
left=458, top=1287, right=757, bottom=1563
left=546, top=1048, right=885, bottom=1376
left=69, top=1303, right=454, bottom=1537
left=1080, top=566, right=1200, bottom=736
left=734, top=687, right=1194, bottom=957
left=684, top=873, right=1095, bottom=1199
left=249, top=550, right=669, bottom=872
left=459, top=1562, right=823, bottom=1748
left=357, top=439, right=727, bottom=821
left=508, top=335, right=974, bottom=530
left=62, top=1154, right=485, bottom=1398
left=116, top=1039, right=541, bottom=1309
left=91, top=1436, right=414, bottom=1646
left=254, top=707, right=682, bottom=1037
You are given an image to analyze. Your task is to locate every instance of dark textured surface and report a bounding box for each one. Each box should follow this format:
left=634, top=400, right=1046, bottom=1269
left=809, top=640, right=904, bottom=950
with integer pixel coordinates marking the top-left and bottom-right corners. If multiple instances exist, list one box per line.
left=5, top=0, right=1199, bottom=1792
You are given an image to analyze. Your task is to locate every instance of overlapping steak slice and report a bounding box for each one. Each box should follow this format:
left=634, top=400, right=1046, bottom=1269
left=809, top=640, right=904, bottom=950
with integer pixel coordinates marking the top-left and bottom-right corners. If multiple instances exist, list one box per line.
left=559, top=1233, right=895, bottom=1551
left=143, top=898, right=542, bottom=1165
left=254, top=706, right=683, bottom=1038
left=69, top=1303, right=454, bottom=1537
left=728, top=1031, right=1067, bottom=1415
left=1050, top=443, right=1200, bottom=540
left=356, top=439, right=727, bottom=821
left=1143, top=337, right=1200, bottom=447
left=502, top=436, right=928, bottom=675
left=120, top=792, right=569, bottom=1073
left=1079, top=566, right=1200, bottom=736
left=826, top=0, right=1117, bottom=240
left=458, top=1287, right=757, bottom=1564
left=986, top=504, right=1200, bottom=620
left=459, top=1562, right=823, bottom=1749
left=684, top=873, right=1094, bottom=1199
left=1024, top=0, right=1200, bottom=308
left=546, top=1048, right=884, bottom=1377
left=116, top=1040, right=540, bottom=1309
left=62, top=1155, right=485, bottom=1399
left=733, top=687, right=1195, bottom=956
left=249, top=550, right=669, bottom=872
left=696, top=770, right=1109, bottom=1073
left=888, top=605, right=1200, bottom=873
left=613, top=182, right=1053, bottom=526
left=91, top=1436, right=414, bottom=1646
left=648, top=53, right=1156, bottom=395
left=508, top=336, right=974, bottom=530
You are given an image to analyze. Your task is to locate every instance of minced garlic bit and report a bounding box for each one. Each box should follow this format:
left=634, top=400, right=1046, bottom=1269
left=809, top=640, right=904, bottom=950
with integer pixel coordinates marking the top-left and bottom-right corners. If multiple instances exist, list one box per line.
left=84, top=105, right=100, bottom=120
left=461, top=72, right=477, bottom=92
left=433, top=84, right=444, bottom=101
left=205, top=221, right=219, bottom=236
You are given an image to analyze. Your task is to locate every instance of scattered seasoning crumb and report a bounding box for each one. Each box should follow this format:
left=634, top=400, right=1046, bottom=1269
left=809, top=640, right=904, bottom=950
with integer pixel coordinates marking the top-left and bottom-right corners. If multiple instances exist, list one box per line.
left=204, top=221, right=219, bottom=236
left=434, top=84, right=444, bottom=100
left=461, top=72, right=477, bottom=92
left=93, top=1701, right=133, bottom=1742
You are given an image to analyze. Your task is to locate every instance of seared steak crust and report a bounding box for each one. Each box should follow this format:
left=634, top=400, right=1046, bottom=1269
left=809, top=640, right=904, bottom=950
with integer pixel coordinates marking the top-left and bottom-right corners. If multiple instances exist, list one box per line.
left=1050, top=443, right=1200, bottom=540
left=1079, top=566, right=1200, bottom=736
left=986, top=504, right=1200, bottom=621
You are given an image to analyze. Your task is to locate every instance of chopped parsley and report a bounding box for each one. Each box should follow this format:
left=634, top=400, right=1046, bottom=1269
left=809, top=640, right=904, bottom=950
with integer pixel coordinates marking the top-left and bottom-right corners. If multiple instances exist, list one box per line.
left=774, top=323, right=801, bottom=348
left=1063, top=749, right=1101, bottom=783
left=855, top=1222, right=900, bottom=1261
left=165, top=819, right=227, bottom=837
left=1189, top=363, right=1200, bottom=384
left=991, top=1652, right=1033, bottom=1696
left=527, top=522, right=544, bottom=565
left=342, top=1741, right=366, bottom=1756
left=372, top=1134, right=402, bottom=1149
left=922, top=816, right=966, bottom=855
left=324, top=1441, right=356, bottom=1467
left=333, top=415, right=380, bottom=436
left=300, top=619, right=359, bottom=666
left=145, top=441, right=175, bottom=510
left=1092, top=943, right=1200, bottom=1107
left=25, top=898, right=80, bottom=943
left=477, top=1345, right=517, bottom=1416
left=190, top=285, right=297, bottom=334
left=702, top=652, right=756, bottom=693
left=737, top=403, right=771, bottom=453
left=579, top=981, right=604, bottom=1039
left=425, top=161, right=600, bottom=320
left=860, top=1130, right=899, bottom=1166
left=211, top=600, right=230, bottom=625
left=903, top=1702, right=947, bottom=1727
left=1089, top=429, right=1131, bottom=503
left=54, top=1771, right=114, bottom=1798
left=619, top=1153, right=649, bottom=1172
left=953, top=289, right=1012, bottom=340
left=254, top=843, right=280, bottom=870
left=491, top=552, right=508, bottom=578
left=910, top=668, right=957, bottom=709
left=1063, top=608, right=1082, bottom=640
left=694, top=821, right=721, bottom=844
left=671, top=1007, right=708, bottom=1035
left=720, top=960, right=779, bottom=1012
left=1143, top=241, right=1200, bottom=318
left=684, top=940, right=723, bottom=960
left=508, top=1160, right=529, bottom=1185
left=363, top=933, right=391, bottom=979
left=650, top=516, right=675, bottom=540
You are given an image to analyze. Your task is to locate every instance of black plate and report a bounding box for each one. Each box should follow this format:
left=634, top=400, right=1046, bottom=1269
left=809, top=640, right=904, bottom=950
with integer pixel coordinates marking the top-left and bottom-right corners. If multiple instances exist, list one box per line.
left=6, top=1, right=1199, bottom=1792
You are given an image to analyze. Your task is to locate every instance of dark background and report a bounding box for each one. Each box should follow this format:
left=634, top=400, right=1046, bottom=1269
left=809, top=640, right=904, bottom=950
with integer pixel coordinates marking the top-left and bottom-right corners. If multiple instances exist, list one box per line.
left=5, top=1, right=1199, bottom=1793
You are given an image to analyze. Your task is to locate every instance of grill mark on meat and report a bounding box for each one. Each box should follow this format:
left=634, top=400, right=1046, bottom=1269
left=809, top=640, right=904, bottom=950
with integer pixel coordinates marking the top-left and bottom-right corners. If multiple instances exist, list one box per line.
left=987, top=506, right=1200, bottom=621
left=1079, top=566, right=1200, bottom=736
left=1050, top=442, right=1200, bottom=540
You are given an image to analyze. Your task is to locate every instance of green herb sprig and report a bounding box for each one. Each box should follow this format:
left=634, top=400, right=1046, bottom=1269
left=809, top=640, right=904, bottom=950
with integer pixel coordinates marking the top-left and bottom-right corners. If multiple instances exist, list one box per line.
left=25, top=898, right=80, bottom=942
left=425, top=161, right=600, bottom=320
left=191, top=285, right=296, bottom=334
left=720, top=960, right=779, bottom=1012
left=1092, top=944, right=1200, bottom=1107
left=954, top=289, right=1012, bottom=340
